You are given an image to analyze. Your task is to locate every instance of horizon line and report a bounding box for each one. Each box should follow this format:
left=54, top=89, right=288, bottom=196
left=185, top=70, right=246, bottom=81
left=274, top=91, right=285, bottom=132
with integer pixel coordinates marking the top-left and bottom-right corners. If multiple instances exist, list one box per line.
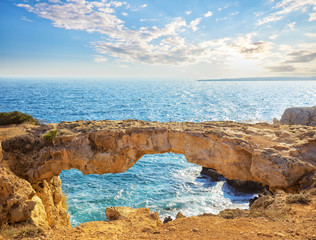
left=198, top=77, right=316, bottom=82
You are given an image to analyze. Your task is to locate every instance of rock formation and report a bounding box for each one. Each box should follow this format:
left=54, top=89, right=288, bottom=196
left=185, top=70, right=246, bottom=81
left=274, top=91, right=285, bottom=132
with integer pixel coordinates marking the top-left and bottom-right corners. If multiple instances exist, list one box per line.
left=105, top=206, right=162, bottom=229
left=200, top=167, right=264, bottom=193
left=0, top=119, right=315, bottom=228
left=280, top=105, right=316, bottom=126
left=2, top=120, right=315, bottom=189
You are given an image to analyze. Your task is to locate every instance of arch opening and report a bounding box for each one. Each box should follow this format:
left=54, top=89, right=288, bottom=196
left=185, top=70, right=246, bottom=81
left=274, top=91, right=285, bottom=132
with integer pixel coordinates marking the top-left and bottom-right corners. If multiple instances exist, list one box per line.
left=60, top=153, right=256, bottom=227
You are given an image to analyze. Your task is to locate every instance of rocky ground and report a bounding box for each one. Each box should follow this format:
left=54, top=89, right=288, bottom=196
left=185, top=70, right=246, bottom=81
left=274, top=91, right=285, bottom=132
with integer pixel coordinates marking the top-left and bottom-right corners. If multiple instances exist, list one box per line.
left=1, top=193, right=315, bottom=240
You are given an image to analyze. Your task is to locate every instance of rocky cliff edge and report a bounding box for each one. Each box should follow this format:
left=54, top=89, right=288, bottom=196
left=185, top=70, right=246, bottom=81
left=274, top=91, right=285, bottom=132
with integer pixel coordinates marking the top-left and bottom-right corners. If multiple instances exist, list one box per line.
left=0, top=119, right=315, bottom=230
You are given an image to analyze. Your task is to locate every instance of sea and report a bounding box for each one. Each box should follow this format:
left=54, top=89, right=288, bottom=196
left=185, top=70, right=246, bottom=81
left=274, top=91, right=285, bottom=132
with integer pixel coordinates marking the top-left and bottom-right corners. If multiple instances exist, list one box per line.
left=0, top=78, right=315, bottom=226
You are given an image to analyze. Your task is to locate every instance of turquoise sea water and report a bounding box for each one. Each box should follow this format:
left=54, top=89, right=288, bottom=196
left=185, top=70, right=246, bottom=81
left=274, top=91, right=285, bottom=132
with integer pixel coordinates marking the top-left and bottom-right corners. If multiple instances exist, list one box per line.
left=1, top=78, right=315, bottom=226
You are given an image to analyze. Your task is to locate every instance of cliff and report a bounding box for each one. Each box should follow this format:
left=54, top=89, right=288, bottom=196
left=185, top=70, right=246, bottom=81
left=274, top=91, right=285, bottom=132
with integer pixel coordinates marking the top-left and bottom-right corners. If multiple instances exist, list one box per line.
left=0, top=119, right=315, bottom=230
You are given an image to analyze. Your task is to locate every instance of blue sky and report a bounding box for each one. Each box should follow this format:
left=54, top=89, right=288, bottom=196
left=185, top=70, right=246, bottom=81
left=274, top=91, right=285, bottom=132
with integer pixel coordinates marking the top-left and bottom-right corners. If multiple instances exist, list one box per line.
left=0, top=0, right=316, bottom=79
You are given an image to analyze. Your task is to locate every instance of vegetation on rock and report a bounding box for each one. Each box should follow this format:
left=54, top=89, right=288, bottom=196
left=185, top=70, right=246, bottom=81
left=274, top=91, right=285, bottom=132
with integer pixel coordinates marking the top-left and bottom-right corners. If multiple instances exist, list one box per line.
left=0, top=223, right=44, bottom=239
left=43, top=130, right=58, bottom=143
left=0, top=111, right=39, bottom=126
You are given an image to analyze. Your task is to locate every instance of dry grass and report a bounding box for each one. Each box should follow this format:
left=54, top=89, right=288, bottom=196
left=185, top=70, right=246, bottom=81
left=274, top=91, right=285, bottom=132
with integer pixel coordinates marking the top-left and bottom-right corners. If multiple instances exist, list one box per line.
left=286, top=193, right=311, bottom=204
left=62, top=194, right=68, bottom=211
left=0, top=223, right=44, bottom=239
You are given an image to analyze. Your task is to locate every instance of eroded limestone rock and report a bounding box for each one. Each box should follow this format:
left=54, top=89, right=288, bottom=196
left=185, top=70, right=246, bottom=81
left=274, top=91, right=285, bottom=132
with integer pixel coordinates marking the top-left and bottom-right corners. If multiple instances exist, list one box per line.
left=32, top=176, right=70, bottom=228
left=0, top=167, right=36, bottom=225
left=2, top=120, right=315, bottom=191
left=105, top=207, right=162, bottom=229
left=280, top=106, right=316, bottom=126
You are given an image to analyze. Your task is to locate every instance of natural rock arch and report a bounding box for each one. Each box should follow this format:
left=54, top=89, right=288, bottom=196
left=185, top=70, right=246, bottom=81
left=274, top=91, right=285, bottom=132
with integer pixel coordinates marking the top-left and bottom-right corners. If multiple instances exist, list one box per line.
left=1, top=120, right=315, bottom=228
left=3, top=120, right=315, bottom=190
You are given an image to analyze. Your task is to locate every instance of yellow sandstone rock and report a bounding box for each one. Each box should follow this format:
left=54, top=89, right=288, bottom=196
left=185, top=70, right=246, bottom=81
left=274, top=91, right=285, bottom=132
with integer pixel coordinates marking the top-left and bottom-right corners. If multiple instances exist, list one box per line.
left=0, top=119, right=315, bottom=228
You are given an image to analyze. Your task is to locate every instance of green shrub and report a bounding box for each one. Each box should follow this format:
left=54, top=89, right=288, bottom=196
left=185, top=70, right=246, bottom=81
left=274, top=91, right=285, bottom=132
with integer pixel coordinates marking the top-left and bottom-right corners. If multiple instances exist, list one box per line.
left=286, top=193, right=311, bottom=204
left=43, top=130, right=58, bottom=142
left=0, top=111, right=39, bottom=125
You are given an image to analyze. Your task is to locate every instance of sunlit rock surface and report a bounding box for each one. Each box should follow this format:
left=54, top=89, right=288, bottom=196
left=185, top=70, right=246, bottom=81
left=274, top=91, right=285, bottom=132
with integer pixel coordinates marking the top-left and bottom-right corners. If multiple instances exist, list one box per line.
left=2, top=120, right=315, bottom=190
left=280, top=105, right=316, bottom=126
left=1, top=120, right=315, bottom=228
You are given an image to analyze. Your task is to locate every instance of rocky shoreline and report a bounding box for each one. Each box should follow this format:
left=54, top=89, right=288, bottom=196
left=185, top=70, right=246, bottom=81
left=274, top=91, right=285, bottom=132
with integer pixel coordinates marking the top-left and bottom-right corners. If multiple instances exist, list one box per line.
left=0, top=108, right=315, bottom=239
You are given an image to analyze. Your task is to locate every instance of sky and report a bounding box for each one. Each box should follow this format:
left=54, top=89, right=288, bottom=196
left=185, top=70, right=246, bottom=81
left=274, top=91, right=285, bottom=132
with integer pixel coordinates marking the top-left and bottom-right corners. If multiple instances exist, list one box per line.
left=0, top=0, right=316, bottom=79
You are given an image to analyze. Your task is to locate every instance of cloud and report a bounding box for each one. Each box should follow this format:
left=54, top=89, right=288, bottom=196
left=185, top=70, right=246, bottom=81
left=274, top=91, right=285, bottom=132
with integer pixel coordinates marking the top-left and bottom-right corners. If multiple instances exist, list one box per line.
left=111, top=1, right=125, bottom=8
left=287, top=22, right=296, bottom=31
left=17, top=1, right=125, bottom=36
left=266, top=65, right=296, bottom=72
left=140, top=18, right=157, bottom=22
left=230, top=34, right=273, bottom=58
left=204, top=11, right=213, bottom=18
left=189, top=17, right=202, bottom=32
left=286, top=50, right=316, bottom=63
left=21, top=16, right=32, bottom=22
left=218, top=4, right=229, bottom=11
left=258, top=0, right=316, bottom=25
left=185, top=10, right=192, bottom=15
left=139, top=4, right=148, bottom=8
left=238, top=42, right=266, bottom=55
left=122, top=12, right=128, bottom=16
left=253, top=11, right=264, bottom=17
left=16, top=1, right=272, bottom=66
left=309, top=9, right=316, bottom=21
left=94, top=55, right=108, bottom=63
left=305, top=32, right=316, bottom=37
left=269, top=34, right=278, bottom=39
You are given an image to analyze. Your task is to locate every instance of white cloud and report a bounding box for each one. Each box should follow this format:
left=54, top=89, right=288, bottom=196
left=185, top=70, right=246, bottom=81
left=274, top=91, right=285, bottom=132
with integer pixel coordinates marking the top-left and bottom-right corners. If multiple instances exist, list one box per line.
left=140, top=4, right=148, bottom=8
left=287, top=21, right=296, bottom=30
left=140, top=18, right=157, bottom=22
left=17, top=1, right=125, bottom=36
left=218, top=4, right=229, bottom=11
left=21, top=16, right=33, bottom=22
left=110, top=1, right=124, bottom=8
left=309, top=9, right=316, bottom=21
left=204, top=11, right=213, bottom=18
left=253, top=11, right=264, bottom=17
left=122, top=12, right=128, bottom=16
left=185, top=10, right=192, bottom=15
left=269, top=34, right=278, bottom=39
left=305, top=32, right=316, bottom=37
left=16, top=3, right=34, bottom=11
left=94, top=55, right=108, bottom=63
left=258, top=0, right=316, bottom=25
left=189, top=17, right=202, bottom=32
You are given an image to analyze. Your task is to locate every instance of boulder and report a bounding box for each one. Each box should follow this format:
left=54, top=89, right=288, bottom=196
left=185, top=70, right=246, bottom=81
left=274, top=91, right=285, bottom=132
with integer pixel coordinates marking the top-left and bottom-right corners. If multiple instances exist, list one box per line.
left=176, top=212, right=186, bottom=219
left=105, top=207, right=162, bottom=228
left=280, top=106, right=316, bottom=126
left=200, top=167, right=224, bottom=181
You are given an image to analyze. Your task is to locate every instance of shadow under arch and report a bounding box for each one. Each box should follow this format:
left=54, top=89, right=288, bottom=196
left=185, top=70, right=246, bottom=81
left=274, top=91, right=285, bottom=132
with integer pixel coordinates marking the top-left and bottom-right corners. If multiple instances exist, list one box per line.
left=60, top=153, right=256, bottom=227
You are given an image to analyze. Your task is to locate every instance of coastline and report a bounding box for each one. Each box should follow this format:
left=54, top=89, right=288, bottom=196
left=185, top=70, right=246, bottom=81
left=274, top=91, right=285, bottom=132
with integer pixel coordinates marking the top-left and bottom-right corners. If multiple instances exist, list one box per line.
left=0, top=118, right=315, bottom=239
